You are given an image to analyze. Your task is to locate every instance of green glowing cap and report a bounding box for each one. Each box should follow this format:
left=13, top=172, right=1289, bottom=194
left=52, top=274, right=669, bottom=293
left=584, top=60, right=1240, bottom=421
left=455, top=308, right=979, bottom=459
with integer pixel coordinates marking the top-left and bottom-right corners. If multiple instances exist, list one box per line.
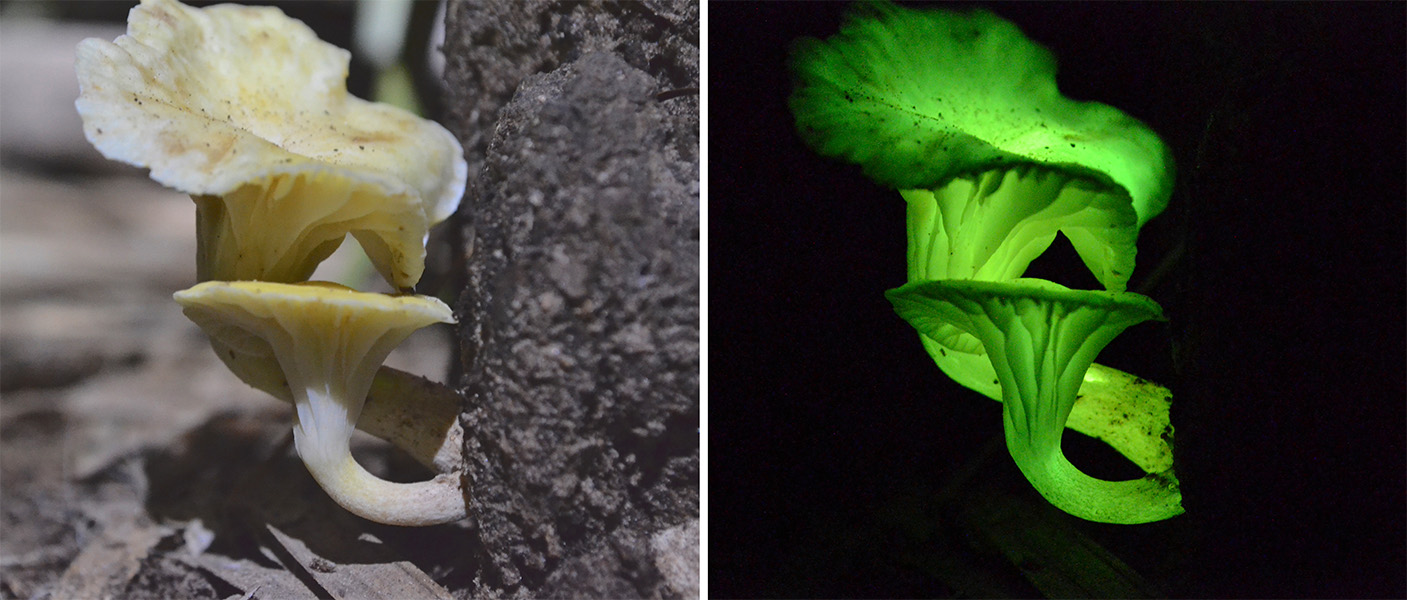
left=789, top=1, right=1173, bottom=229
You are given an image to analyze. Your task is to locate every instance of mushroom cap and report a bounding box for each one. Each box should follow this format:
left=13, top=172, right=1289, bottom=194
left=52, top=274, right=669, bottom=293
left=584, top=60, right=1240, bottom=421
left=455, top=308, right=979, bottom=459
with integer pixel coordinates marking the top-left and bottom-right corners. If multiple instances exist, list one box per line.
left=76, top=0, right=467, bottom=287
left=174, top=281, right=454, bottom=369
left=903, top=164, right=1138, bottom=292
left=886, top=277, right=1164, bottom=367
left=191, top=170, right=430, bottom=286
left=174, top=281, right=453, bottom=434
left=789, top=2, right=1173, bottom=229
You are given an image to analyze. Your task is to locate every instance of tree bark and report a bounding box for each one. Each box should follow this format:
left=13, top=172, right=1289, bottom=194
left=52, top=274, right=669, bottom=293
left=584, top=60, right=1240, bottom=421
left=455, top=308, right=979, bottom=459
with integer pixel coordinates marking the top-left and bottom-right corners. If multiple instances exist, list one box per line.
left=443, top=2, right=699, bottom=596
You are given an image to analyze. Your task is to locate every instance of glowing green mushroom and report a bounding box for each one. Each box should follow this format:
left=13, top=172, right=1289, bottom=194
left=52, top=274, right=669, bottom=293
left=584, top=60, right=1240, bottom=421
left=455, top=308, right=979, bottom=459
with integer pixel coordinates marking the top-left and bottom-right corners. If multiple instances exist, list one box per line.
left=789, top=0, right=1173, bottom=288
left=175, top=281, right=466, bottom=526
left=788, top=2, right=1173, bottom=243
left=789, top=1, right=1183, bottom=519
left=887, top=279, right=1182, bottom=524
left=790, top=1, right=1173, bottom=287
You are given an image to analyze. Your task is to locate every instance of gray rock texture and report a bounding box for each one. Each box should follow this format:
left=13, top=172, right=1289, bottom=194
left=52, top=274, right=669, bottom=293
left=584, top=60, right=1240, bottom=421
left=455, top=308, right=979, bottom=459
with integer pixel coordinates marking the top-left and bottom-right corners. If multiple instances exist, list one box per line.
left=443, top=1, right=699, bottom=597
left=443, top=0, right=698, bottom=199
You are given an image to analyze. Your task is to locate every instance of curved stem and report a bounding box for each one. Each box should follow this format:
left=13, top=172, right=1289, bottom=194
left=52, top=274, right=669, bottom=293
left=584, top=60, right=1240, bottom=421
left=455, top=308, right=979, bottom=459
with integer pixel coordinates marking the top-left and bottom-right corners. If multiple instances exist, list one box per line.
left=289, top=373, right=467, bottom=526
left=1005, top=404, right=1182, bottom=524
left=178, top=281, right=464, bottom=527
left=293, top=426, right=467, bottom=526
left=984, top=295, right=1183, bottom=524
left=927, top=336, right=1174, bottom=475
left=889, top=279, right=1183, bottom=523
left=208, top=337, right=463, bottom=473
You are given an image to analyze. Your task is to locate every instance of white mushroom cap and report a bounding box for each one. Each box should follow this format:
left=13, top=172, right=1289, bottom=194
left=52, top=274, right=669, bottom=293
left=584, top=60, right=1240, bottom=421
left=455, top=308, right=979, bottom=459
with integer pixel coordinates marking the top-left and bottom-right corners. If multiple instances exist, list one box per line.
left=76, top=0, right=467, bottom=287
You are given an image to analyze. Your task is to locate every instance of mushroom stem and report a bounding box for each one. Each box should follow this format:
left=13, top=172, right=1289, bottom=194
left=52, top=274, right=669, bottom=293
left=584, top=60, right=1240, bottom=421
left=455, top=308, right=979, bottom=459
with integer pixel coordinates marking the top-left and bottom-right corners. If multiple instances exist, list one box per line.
left=293, top=387, right=465, bottom=526
left=202, top=333, right=464, bottom=473
left=979, top=286, right=1182, bottom=523
left=999, top=366, right=1182, bottom=524
left=888, top=278, right=1183, bottom=524
left=1008, top=434, right=1181, bottom=524
left=925, top=339, right=1175, bottom=475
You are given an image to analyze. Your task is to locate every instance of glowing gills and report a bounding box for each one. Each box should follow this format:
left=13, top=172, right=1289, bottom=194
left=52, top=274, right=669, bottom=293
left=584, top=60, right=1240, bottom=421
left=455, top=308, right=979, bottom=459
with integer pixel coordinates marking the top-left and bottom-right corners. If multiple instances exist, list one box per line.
left=790, top=1, right=1182, bottom=523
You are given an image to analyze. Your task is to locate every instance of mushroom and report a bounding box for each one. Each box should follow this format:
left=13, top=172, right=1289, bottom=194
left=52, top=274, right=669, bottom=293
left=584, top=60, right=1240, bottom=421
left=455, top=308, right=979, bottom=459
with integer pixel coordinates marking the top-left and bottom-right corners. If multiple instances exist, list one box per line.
left=887, top=278, right=1183, bottom=524
left=74, top=0, right=466, bottom=289
left=788, top=2, right=1173, bottom=252
left=174, top=280, right=466, bottom=526
left=789, top=1, right=1172, bottom=290
left=209, top=338, right=463, bottom=475
left=789, top=2, right=1180, bottom=485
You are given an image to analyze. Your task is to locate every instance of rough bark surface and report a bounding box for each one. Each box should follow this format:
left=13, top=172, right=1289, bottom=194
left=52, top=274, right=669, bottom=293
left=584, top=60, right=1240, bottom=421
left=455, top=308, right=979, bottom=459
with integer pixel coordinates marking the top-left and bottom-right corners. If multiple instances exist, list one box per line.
left=443, top=1, right=700, bottom=597
left=442, top=0, right=698, bottom=193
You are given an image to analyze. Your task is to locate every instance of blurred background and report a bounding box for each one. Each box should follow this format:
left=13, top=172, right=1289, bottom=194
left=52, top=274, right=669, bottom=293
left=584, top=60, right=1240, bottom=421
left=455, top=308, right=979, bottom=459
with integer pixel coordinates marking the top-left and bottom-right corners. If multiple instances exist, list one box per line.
left=0, top=2, right=466, bottom=597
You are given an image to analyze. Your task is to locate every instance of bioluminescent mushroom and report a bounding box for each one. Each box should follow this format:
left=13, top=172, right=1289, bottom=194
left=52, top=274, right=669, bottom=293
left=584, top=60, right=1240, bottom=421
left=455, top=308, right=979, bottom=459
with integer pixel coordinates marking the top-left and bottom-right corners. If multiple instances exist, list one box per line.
left=789, top=1, right=1182, bottom=521
left=75, top=0, right=466, bottom=289
left=887, top=278, right=1182, bottom=524
left=789, top=3, right=1173, bottom=274
left=175, top=281, right=466, bottom=526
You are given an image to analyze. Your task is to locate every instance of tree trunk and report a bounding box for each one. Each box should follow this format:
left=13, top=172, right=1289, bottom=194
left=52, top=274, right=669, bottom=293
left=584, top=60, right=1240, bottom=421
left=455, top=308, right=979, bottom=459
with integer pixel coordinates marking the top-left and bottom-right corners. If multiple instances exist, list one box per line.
left=442, top=1, right=699, bottom=596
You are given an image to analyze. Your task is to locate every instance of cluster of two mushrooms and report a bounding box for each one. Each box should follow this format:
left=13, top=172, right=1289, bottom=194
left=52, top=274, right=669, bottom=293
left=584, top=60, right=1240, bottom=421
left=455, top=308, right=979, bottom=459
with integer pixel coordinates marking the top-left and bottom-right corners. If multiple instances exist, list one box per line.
left=791, top=2, right=1182, bottom=523
left=76, top=0, right=469, bottom=526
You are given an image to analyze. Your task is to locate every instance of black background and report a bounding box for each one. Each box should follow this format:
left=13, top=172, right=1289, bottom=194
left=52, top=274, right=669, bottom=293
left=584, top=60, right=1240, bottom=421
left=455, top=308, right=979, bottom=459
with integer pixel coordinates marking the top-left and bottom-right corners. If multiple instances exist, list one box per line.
left=708, top=2, right=1405, bottom=598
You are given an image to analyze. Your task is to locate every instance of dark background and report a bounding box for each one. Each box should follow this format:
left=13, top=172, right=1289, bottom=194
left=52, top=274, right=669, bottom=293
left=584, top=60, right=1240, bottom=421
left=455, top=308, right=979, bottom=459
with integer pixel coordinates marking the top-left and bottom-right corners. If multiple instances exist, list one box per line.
left=708, top=2, right=1405, bottom=598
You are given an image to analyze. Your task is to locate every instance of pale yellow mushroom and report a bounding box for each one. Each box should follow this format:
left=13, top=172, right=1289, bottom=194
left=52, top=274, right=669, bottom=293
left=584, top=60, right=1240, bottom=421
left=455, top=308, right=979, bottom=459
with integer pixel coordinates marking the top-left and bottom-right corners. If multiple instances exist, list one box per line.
left=210, top=343, right=464, bottom=475
left=75, top=0, right=466, bottom=289
left=175, top=281, right=466, bottom=526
